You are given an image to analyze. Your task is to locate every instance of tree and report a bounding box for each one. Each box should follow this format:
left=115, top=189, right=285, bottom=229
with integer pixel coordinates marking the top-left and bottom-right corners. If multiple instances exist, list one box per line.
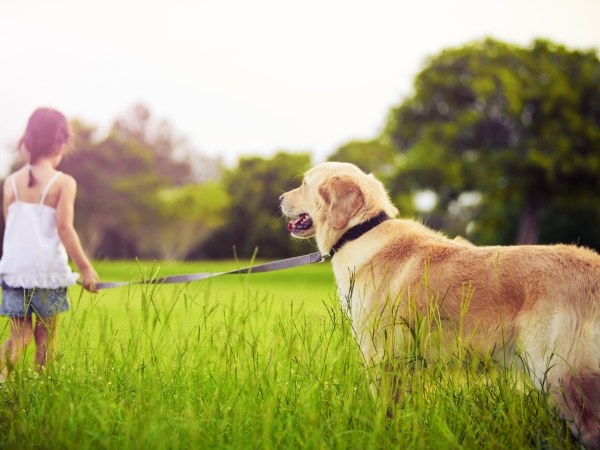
left=199, top=152, right=312, bottom=259
left=59, top=120, right=170, bottom=257
left=142, top=182, right=230, bottom=260
left=112, top=103, right=222, bottom=184
left=327, top=138, right=397, bottom=177
left=57, top=105, right=224, bottom=259
left=385, top=39, right=600, bottom=246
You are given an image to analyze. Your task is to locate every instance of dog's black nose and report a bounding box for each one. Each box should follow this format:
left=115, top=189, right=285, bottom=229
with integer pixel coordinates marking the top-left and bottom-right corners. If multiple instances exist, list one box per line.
left=279, top=194, right=285, bottom=203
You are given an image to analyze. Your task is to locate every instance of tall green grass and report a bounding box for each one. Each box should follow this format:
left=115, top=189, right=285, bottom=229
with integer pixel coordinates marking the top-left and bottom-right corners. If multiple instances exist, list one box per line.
left=0, top=261, right=578, bottom=449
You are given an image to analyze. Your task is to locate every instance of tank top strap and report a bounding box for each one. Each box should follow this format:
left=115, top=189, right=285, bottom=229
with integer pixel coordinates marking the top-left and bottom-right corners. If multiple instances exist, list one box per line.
left=11, top=174, right=19, bottom=201
left=40, top=171, right=63, bottom=205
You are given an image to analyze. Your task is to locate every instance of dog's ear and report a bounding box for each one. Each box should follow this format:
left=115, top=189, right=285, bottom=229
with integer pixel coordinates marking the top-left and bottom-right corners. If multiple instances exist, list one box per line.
left=319, top=176, right=364, bottom=229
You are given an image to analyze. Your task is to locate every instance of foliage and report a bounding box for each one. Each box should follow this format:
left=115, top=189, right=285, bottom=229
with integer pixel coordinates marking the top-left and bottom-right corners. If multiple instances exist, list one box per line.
left=385, top=39, right=600, bottom=247
left=60, top=120, right=164, bottom=257
left=112, top=104, right=223, bottom=184
left=199, top=152, right=313, bottom=259
left=144, top=182, right=230, bottom=260
left=4, top=39, right=599, bottom=257
left=537, top=194, right=600, bottom=249
left=327, top=138, right=397, bottom=177
left=57, top=105, right=225, bottom=259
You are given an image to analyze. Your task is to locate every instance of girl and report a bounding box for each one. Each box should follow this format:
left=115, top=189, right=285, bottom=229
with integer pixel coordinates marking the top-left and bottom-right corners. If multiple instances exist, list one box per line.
left=0, top=107, right=99, bottom=380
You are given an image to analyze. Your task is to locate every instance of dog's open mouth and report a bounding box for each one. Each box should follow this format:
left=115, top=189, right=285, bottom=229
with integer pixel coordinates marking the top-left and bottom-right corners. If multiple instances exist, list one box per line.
left=287, top=213, right=314, bottom=234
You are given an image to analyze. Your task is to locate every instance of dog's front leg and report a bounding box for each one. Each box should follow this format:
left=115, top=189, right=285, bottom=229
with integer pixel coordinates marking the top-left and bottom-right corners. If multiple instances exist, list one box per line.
left=356, top=316, right=425, bottom=415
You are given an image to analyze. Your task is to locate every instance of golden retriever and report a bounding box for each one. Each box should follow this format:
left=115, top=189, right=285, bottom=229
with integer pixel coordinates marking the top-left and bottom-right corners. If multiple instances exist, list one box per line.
left=279, top=161, right=600, bottom=448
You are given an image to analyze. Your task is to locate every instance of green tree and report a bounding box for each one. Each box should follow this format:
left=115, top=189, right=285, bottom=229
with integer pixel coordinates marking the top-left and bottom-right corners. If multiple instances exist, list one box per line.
left=57, top=105, right=223, bottom=259
left=327, top=138, right=397, bottom=176
left=385, top=38, right=600, bottom=246
left=60, top=121, right=169, bottom=257
left=113, top=103, right=216, bottom=184
left=200, top=152, right=312, bottom=259
left=143, top=182, right=230, bottom=260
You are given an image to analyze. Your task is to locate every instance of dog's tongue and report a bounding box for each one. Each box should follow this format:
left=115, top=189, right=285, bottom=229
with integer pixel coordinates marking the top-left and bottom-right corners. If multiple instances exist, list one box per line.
left=287, top=218, right=302, bottom=231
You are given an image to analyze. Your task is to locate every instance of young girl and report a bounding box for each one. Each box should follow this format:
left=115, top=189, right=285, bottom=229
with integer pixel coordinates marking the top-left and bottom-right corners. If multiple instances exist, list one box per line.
left=0, top=107, right=99, bottom=380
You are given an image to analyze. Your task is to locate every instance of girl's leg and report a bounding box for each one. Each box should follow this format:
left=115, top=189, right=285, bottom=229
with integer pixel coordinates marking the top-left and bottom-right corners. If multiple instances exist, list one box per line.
left=33, top=315, right=59, bottom=369
left=0, top=317, right=34, bottom=379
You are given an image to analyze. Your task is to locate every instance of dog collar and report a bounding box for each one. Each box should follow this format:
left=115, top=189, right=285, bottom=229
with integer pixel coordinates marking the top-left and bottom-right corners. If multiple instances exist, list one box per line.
left=329, top=211, right=390, bottom=256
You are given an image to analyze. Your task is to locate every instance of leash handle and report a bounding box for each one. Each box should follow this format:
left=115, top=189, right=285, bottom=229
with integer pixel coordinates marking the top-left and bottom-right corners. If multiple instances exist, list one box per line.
left=83, top=252, right=324, bottom=291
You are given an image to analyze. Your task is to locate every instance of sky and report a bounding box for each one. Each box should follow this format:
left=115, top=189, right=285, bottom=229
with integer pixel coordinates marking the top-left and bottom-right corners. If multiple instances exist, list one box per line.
left=1, top=0, right=600, bottom=176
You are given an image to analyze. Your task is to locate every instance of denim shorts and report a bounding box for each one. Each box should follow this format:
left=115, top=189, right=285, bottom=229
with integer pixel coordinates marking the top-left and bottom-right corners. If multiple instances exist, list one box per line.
left=0, top=282, right=69, bottom=318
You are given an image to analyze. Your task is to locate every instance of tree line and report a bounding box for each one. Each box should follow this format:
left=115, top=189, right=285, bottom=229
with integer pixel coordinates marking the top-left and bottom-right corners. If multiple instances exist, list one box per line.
left=1, top=38, right=599, bottom=260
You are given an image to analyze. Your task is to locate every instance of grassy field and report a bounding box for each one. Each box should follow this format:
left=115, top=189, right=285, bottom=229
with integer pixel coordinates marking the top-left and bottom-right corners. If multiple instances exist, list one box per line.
left=0, top=260, right=578, bottom=449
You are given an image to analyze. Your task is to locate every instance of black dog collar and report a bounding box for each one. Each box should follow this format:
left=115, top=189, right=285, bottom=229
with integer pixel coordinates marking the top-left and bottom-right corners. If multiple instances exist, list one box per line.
left=329, top=211, right=390, bottom=256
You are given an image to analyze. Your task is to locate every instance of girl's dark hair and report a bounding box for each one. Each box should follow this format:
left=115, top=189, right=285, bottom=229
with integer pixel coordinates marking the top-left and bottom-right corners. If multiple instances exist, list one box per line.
left=19, top=107, right=71, bottom=187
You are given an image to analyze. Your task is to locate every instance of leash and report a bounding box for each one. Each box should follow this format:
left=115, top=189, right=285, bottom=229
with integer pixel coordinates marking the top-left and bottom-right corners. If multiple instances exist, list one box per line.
left=86, top=212, right=391, bottom=290
left=86, top=251, right=325, bottom=290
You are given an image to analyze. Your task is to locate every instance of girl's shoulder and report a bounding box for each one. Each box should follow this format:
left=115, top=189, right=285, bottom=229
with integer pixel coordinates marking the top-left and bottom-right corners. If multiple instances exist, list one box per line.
left=56, top=171, right=76, bottom=186
left=60, top=172, right=78, bottom=191
left=53, top=172, right=78, bottom=203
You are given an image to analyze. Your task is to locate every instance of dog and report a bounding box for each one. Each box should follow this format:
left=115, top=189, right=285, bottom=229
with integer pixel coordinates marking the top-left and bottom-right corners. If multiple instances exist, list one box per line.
left=279, top=161, right=600, bottom=448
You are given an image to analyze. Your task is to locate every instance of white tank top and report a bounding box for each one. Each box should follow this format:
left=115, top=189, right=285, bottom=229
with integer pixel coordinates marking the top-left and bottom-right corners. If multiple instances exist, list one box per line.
left=0, top=172, right=79, bottom=288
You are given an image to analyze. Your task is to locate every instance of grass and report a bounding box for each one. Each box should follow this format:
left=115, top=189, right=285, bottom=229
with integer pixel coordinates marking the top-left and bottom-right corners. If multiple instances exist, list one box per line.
left=0, top=260, right=578, bottom=449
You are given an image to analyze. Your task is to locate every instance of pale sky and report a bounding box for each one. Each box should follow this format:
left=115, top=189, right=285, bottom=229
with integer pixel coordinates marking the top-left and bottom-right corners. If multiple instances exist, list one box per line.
left=1, top=0, right=600, bottom=176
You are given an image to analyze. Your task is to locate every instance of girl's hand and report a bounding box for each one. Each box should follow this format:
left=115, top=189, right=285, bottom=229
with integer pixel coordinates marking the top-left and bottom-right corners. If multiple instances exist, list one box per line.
left=81, top=267, right=100, bottom=293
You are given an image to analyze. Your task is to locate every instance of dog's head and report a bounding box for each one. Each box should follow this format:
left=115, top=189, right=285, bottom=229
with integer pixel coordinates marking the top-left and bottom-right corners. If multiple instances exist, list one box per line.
left=280, top=162, right=398, bottom=254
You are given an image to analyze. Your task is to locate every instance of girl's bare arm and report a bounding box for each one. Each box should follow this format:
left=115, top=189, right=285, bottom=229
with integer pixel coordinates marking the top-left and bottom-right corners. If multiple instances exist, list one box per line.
left=55, top=175, right=99, bottom=291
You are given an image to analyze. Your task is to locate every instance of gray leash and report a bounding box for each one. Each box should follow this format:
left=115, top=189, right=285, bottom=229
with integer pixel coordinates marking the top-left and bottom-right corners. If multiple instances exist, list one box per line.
left=86, top=252, right=325, bottom=290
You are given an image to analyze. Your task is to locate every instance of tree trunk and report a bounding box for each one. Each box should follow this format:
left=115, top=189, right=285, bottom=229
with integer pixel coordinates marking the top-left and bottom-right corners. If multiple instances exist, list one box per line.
left=517, top=196, right=540, bottom=244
